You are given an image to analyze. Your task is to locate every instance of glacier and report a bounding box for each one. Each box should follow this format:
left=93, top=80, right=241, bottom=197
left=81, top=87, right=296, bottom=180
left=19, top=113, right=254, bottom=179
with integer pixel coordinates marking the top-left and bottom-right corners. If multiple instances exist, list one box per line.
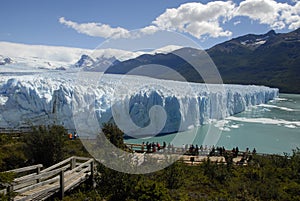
left=0, top=71, right=278, bottom=136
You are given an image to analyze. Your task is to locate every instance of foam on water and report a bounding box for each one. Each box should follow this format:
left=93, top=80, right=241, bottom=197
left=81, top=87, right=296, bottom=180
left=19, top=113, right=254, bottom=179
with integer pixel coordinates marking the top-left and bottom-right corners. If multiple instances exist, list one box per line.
left=258, top=104, right=295, bottom=111
left=226, top=116, right=300, bottom=128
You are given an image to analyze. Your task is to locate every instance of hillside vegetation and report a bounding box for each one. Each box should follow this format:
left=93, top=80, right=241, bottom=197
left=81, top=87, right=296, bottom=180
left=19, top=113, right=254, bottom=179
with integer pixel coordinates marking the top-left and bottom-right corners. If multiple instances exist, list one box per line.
left=1, top=124, right=300, bottom=200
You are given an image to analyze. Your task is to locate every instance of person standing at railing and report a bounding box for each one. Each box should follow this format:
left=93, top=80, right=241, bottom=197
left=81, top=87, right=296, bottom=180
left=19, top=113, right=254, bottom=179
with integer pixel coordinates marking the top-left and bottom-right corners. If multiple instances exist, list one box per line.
left=141, top=142, right=145, bottom=152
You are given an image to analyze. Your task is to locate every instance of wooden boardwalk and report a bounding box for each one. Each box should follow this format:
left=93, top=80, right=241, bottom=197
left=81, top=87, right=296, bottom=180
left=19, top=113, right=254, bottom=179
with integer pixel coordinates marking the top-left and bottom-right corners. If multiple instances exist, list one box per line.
left=125, top=143, right=255, bottom=165
left=1, top=156, right=94, bottom=201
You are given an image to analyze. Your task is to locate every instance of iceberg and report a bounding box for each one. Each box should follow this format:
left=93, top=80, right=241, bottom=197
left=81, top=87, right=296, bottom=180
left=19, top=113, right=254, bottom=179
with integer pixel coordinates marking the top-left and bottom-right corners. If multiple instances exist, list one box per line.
left=0, top=72, right=278, bottom=137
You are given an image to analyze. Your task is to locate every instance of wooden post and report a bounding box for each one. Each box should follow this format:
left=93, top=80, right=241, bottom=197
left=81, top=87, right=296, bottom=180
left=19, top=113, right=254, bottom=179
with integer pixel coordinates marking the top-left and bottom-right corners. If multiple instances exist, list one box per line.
left=6, top=185, right=13, bottom=201
left=59, top=170, right=64, bottom=199
left=36, top=166, right=41, bottom=183
left=71, top=157, right=76, bottom=170
left=90, top=160, right=95, bottom=189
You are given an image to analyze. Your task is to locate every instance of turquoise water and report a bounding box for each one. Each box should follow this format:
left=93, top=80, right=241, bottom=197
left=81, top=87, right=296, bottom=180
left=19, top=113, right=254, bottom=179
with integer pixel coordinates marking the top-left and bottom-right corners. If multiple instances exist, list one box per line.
left=125, top=94, right=300, bottom=155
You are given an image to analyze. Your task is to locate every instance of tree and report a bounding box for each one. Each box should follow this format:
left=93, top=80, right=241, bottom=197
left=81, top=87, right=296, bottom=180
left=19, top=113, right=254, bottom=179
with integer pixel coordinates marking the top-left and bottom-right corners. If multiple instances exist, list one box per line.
left=25, top=125, right=66, bottom=167
left=0, top=172, right=16, bottom=201
left=96, top=164, right=140, bottom=201
left=163, top=160, right=185, bottom=189
left=101, top=123, right=127, bottom=150
left=132, top=179, right=171, bottom=201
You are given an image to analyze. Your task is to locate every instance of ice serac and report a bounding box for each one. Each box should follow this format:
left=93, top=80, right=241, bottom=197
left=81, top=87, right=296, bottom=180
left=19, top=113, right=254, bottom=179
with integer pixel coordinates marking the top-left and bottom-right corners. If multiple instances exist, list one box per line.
left=0, top=73, right=279, bottom=135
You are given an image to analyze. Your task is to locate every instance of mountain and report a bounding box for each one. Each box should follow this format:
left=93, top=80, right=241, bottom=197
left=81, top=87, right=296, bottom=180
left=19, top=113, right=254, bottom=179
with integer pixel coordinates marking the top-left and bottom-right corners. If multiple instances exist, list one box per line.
left=74, top=54, right=94, bottom=68
left=106, top=28, right=300, bottom=93
left=207, top=28, right=300, bottom=93
left=0, top=56, right=13, bottom=65
left=0, top=42, right=144, bottom=71
left=74, top=55, right=121, bottom=71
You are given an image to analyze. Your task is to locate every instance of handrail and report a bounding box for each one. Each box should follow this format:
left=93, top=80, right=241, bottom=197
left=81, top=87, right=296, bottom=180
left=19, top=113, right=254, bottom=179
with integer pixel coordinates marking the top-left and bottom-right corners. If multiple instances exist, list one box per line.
left=65, top=159, right=93, bottom=177
left=6, top=164, right=43, bottom=174
left=13, top=164, right=70, bottom=184
left=41, top=156, right=74, bottom=173
left=1, top=156, right=95, bottom=201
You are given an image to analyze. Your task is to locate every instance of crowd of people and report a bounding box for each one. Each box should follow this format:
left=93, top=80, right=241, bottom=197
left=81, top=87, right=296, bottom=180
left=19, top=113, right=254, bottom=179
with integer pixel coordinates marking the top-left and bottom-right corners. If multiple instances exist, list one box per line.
left=138, top=142, right=257, bottom=159
left=68, top=131, right=78, bottom=140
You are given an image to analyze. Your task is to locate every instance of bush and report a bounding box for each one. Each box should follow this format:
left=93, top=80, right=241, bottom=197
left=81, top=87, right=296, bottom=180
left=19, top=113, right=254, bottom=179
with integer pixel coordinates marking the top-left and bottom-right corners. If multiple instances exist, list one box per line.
left=25, top=125, right=66, bottom=167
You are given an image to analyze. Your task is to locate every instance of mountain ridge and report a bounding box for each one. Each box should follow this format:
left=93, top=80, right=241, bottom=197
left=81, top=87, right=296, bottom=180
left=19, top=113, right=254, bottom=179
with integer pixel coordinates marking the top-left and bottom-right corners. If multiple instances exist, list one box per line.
left=207, top=28, right=300, bottom=93
left=106, top=28, right=300, bottom=93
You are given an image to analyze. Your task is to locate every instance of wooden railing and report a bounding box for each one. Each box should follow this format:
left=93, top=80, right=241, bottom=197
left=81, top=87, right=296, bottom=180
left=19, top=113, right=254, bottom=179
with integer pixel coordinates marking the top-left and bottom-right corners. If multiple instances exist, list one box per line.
left=1, top=156, right=95, bottom=201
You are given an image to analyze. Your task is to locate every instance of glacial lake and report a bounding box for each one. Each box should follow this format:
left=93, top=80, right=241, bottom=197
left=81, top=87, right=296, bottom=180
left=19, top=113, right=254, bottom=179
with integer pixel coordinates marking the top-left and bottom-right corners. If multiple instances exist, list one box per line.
left=125, top=93, right=300, bottom=155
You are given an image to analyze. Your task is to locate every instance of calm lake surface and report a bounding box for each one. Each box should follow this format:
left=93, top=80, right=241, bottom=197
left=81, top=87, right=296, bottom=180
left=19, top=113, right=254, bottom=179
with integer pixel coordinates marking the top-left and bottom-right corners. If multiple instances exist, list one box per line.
left=125, top=94, right=300, bottom=155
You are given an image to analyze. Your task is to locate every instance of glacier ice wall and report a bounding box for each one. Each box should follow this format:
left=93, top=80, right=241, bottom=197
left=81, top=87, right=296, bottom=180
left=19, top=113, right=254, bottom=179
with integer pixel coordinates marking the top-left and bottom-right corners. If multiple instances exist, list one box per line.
left=0, top=73, right=279, bottom=135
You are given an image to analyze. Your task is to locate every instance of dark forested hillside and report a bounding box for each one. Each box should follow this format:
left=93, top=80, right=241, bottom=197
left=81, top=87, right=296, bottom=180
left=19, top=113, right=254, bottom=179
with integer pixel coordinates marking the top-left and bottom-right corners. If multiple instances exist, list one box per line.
left=107, top=28, right=300, bottom=93
left=207, top=28, right=300, bottom=93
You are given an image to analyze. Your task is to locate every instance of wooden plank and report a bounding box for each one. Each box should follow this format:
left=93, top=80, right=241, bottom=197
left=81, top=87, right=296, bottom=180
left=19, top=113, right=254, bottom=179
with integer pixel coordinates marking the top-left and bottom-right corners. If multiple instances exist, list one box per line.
left=14, top=164, right=70, bottom=185
left=14, top=182, right=60, bottom=201
left=64, top=166, right=90, bottom=185
left=74, top=156, right=93, bottom=161
left=10, top=156, right=94, bottom=201
left=0, top=188, right=7, bottom=194
left=64, top=159, right=93, bottom=177
left=14, top=172, right=38, bottom=183
left=64, top=172, right=91, bottom=192
left=15, top=175, right=59, bottom=194
left=13, top=180, right=37, bottom=191
left=40, top=157, right=73, bottom=173
left=6, top=164, right=43, bottom=174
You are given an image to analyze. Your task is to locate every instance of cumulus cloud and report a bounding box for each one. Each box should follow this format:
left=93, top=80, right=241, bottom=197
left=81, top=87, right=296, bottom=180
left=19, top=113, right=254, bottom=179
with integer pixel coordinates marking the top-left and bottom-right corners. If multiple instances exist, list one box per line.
left=59, top=17, right=130, bottom=39
left=152, top=1, right=235, bottom=38
left=59, top=0, right=300, bottom=40
left=140, top=25, right=160, bottom=35
left=235, top=0, right=300, bottom=29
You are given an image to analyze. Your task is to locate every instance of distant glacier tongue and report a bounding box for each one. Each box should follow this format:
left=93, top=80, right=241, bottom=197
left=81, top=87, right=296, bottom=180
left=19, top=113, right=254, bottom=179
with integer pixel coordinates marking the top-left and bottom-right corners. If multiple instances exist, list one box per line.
left=0, top=73, right=279, bottom=136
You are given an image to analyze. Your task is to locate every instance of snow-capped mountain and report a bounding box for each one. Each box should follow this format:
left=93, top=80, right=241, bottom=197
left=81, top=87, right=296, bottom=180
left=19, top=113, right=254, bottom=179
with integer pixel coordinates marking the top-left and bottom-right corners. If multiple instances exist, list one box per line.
left=84, top=56, right=120, bottom=72
left=74, top=55, right=95, bottom=68
left=74, top=55, right=120, bottom=71
left=0, top=42, right=183, bottom=72
left=235, top=30, right=277, bottom=49
left=0, top=42, right=90, bottom=71
left=0, top=56, right=13, bottom=65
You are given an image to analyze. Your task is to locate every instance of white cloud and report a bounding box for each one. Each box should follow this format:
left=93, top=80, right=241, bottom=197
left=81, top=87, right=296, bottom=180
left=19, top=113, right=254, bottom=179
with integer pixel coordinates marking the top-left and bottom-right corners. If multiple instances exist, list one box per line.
left=59, top=17, right=130, bottom=39
left=152, top=1, right=235, bottom=38
left=140, top=25, right=160, bottom=35
left=59, top=0, right=300, bottom=41
left=235, top=0, right=300, bottom=30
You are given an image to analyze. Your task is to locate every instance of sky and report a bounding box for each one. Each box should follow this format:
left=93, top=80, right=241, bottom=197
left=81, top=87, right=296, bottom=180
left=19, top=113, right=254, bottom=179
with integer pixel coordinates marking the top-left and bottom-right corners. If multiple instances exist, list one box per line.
left=0, top=0, right=299, bottom=50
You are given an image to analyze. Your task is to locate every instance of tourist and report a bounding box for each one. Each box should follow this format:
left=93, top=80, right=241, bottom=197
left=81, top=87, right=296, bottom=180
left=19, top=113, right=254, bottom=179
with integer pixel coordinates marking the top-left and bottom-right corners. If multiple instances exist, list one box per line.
left=232, top=148, right=236, bottom=157
left=146, top=142, right=151, bottom=153
left=152, top=142, right=156, bottom=152
left=157, top=142, right=160, bottom=151
left=195, top=145, right=199, bottom=156
left=141, top=142, right=145, bottom=152
left=236, top=146, right=239, bottom=157
left=163, top=141, right=166, bottom=149
left=74, top=131, right=78, bottom=139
